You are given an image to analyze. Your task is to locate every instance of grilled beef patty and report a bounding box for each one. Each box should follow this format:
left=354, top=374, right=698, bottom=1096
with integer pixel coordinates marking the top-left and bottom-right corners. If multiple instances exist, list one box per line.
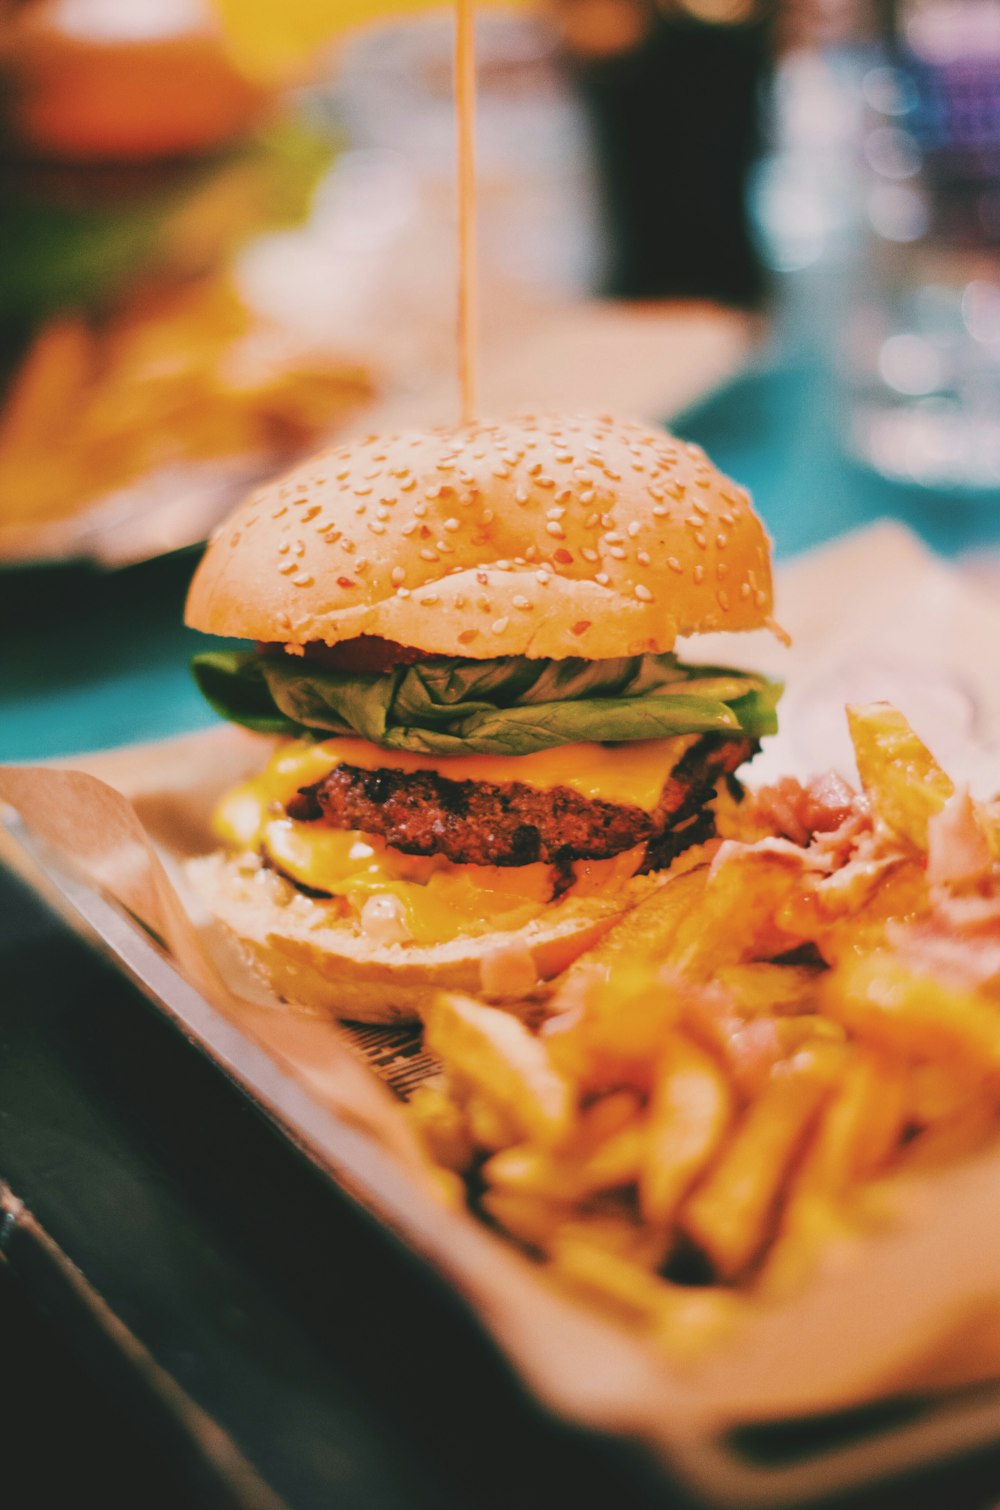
left=286, top=735, right=756, bottom=870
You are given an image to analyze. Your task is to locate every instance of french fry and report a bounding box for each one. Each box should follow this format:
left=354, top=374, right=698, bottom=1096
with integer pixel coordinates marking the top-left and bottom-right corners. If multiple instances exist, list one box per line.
left=542, top=964, right=679, bottom=1093
left=639, top=1033, right=732, bottom=1227
left=424, top=992, right=573, bottom=1146
left=548, top=1238, right=742, bottom=1358
left=847, top=703, right=953, bottom=850
left=670, top=849, right=809, bottom=981
left=679, top=1046, right=839, bottom=1281
left=480, top=1188, right=575, bottom=1250
left=558, top=865, right=709, bottom=982
left=716, top=962, right=824, bottom=1017
left=407, top=1083, right=475, bottom=1172
left=823, top=955, right=1000, bottom=1073
left=484, top=1118, right=646, bottom=1202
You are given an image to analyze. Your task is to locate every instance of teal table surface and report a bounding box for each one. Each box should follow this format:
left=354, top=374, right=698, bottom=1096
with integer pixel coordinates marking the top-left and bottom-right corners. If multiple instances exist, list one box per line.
left=2, top=350, right=999, bottom=764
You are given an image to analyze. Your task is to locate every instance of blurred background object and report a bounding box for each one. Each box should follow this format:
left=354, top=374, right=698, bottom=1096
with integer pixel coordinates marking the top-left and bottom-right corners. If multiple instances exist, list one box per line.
left=845, top=0, right=1000, bottom=491
left=551, top=0, right=775, bottom=305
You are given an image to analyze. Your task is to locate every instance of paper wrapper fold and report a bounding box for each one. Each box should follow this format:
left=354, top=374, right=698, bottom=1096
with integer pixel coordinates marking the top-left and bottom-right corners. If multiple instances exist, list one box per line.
left=4, top=523, right=1000, bottom=1459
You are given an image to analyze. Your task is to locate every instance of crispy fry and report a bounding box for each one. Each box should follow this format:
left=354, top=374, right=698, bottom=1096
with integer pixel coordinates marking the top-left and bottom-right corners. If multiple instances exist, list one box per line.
left=679, top=1047, right=840, bottom=1280
left=716, top=962, right=824, bottom=1017
left=639, top=1033, right=732, bottom=1227
left=407, top=1083, right=475, bottom=1172
left=542, top=964, right=679, bottom=1093
left=424, top=992, right=573, bottom=1146
left=671, top=850, right=809, bottom=980
left=847, top=702, right=954, bottom=850
left=823, top=956, right=1000, bottom=1073
left=558, top=865, right=709, bottom=981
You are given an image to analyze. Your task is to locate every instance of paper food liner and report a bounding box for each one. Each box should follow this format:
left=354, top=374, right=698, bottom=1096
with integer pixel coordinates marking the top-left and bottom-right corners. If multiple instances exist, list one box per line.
left=4, top=521, right=1000, bottom=1457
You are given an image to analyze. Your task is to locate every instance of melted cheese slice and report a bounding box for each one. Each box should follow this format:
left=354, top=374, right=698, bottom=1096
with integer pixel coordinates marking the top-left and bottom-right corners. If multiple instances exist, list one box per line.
left=211, top=736, right=663, bottom=943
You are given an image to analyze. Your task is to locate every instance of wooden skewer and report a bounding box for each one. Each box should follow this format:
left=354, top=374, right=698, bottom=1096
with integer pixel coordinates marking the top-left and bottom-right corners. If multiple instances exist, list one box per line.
left=455, top=0, right=478, bottom=427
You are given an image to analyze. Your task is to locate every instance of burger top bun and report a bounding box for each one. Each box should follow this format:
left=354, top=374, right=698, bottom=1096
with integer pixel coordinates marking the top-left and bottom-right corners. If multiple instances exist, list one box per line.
left=186, top=414, right=774, bottom=661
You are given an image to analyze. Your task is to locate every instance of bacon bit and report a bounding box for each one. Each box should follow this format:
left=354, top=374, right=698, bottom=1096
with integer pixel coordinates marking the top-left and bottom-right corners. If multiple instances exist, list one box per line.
left=750, top=774, right=857, bottom=848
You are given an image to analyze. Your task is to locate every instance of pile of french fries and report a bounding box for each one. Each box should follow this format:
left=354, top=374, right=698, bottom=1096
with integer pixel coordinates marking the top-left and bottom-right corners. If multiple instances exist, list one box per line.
left=0, top=280, right=372, bottom=530
left=408, top=704, right=1000, bottom=1355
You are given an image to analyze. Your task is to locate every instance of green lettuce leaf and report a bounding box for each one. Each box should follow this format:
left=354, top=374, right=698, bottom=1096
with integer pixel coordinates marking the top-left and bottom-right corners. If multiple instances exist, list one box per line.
left=192, top=649, right=780, bottom=756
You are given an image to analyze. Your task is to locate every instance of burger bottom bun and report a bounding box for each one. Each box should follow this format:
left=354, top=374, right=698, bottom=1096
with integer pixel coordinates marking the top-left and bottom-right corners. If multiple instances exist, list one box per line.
left=188, top=852, right=660, bottom=1024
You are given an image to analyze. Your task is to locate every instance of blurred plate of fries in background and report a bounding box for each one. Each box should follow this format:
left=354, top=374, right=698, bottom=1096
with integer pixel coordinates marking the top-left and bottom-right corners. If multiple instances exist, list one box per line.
left=0, top=275, right=373, bottom=567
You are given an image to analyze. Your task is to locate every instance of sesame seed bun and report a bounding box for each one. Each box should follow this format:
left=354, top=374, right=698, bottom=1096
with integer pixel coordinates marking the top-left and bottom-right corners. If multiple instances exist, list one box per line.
left=188, top=851, right=639, bottom=1022
left=185, top=414, right=774, bottom=659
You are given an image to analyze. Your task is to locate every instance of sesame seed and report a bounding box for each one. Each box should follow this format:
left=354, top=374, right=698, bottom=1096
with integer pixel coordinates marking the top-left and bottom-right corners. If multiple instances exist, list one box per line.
left=341, top=539, right=355, bottom=553
left=627, top=521, right=642, bottom=538
left=693, top=500, right=710, bottom=517
left=420, top=593, right=440, bottom=606
left=376, top=505, right=391, bottom=520
left=652, top=505, right=669, bottom=518
left=355, top=504, right=366, bottom=516
left=537, top=476, right=555, bottom=489
left=694, top=564, right=705, bottom=584
left=695, top=534, right=708, bottom=550
left=482, top=509, right=494, bottom=524
left=637, top=550, right=651, bottom=566
left=595, top=572, right=610, bottom=586
left=754, top=588, right=767, bottom=608
left=512, top=595, right=531, bottom=610
left=476, top=571, right=489, bottom=585
left=443, top=517, right=460, bottom=531
left=401, top=477, right=417, bottom=491
left=279, top=561, right=297, bottom=575
left=579, top=490, right=596, bottom=505
left=401, top=522, right=417, bottom=537
left=492, top=617, right=510, bottom=634
left=634, top=584, right=653, bottom=602
left=527, top=462, right=542, bottom=476
left=292, top=573, right=314, bottom=588
left=492, top=467, right=510, bottom=479
left=667, top=556, right=684, bottom=574
left=696, top=474, right=712, bottom=489
left=740, top=582, right=751, bottom=599
left=455, top=594, right=466, bottom=608
left=581, top=547, right=598, bottom=563
left=648, top=488, right=664, bottom=502
left=396, top=587, right=411, bottom=599
left=425, top=485, right=441, bottom=500
left=353, top=487, right=372, bottom=497
left=368, top=522, right=386, bottom=535
left=419, top=547, right=439, bottom=562
left=717, top=589, right=730, bottom=610
left=414, top=503, right=427, bottom=518
left=479, top=596, right=492, bottom=612
left=278, top=542, right=290, bottom=555
left=436, top=540, right=454, bottom=554
left=302, top=504, right=320, bottom=521
left=293, top=540, right=305, bottom=557
left=608, top=546, right=627, bottom=560
left=717, top=562, right=728, bottom=580
left=391, top=566, right=406, bottom=585
left=546, top=506, right=565, bottom=521
left=272, top=506, right=288, bottom=519
left=716, top=532, right=728, bottom=549
left=545, top=522, right=566, bottom=539
left=536, top=570, right=551, bottom=585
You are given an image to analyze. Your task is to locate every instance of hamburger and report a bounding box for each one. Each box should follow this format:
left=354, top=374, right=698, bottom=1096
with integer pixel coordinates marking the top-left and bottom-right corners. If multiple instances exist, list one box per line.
left=185, top=413, right=780, bottom=1022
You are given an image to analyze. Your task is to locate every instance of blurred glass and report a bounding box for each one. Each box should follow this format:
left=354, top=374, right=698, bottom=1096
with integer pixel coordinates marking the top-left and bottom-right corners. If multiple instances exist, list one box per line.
left=845, top=0, right=1000, bottom=491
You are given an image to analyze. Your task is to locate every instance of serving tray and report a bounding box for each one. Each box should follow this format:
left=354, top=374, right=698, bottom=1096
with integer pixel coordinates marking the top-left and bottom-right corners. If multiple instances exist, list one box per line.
left=7, top=810, right=1000, bottom=1510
